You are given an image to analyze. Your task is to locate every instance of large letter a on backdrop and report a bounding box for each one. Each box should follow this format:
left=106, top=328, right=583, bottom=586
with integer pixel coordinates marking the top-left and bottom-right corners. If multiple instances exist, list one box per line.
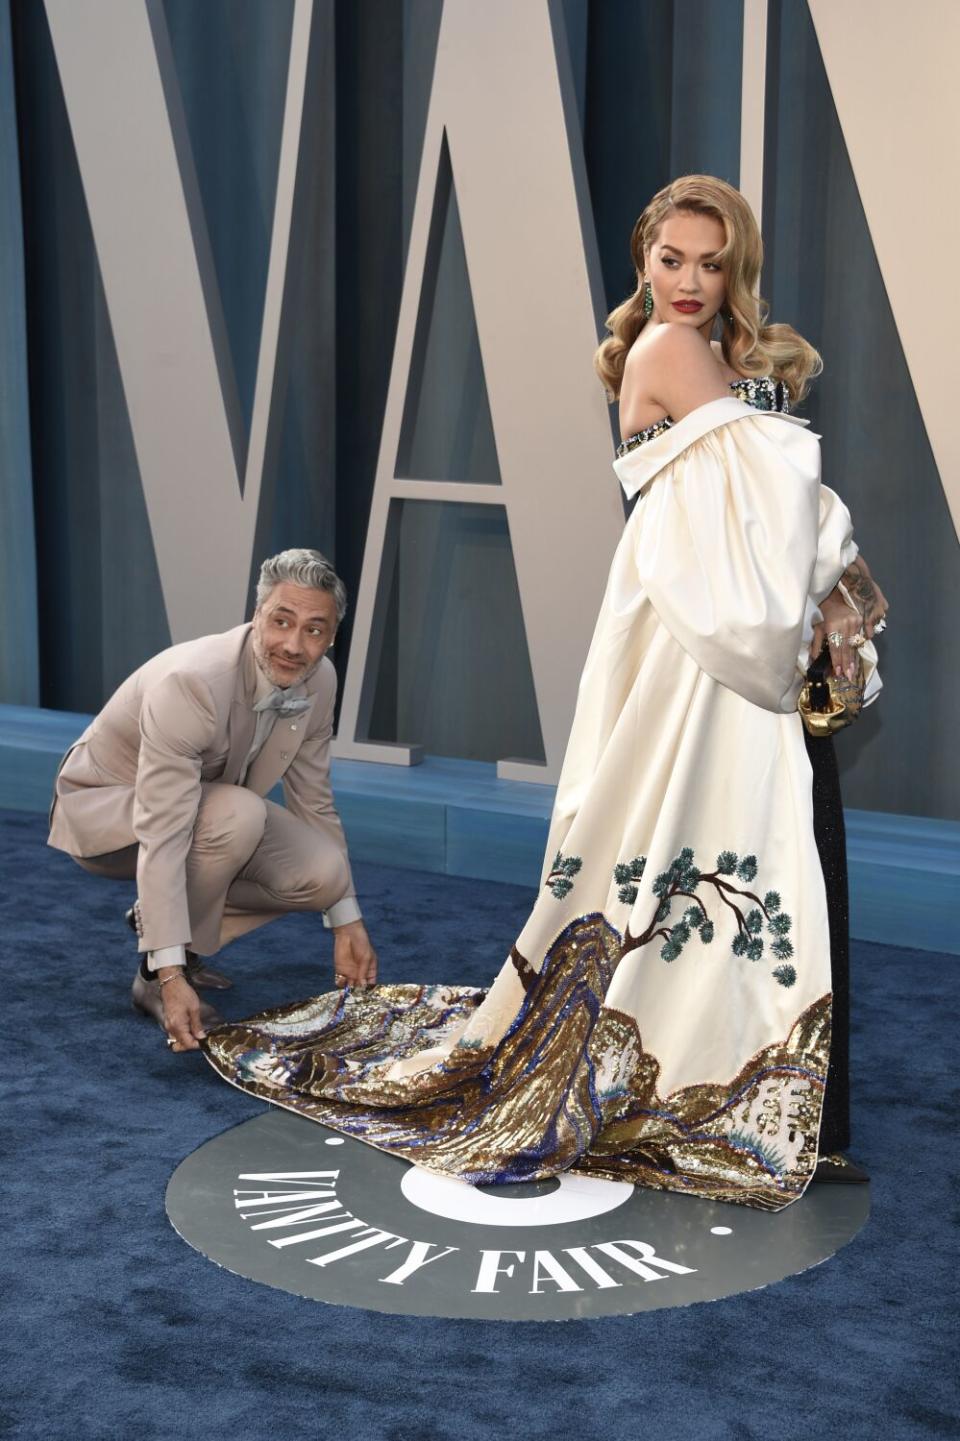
left=333, top=0, right=622, bottom=783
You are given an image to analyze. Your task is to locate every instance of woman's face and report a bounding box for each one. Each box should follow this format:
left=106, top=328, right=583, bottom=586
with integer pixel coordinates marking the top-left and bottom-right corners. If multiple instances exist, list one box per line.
left=643, top=211, right=727, bottom=336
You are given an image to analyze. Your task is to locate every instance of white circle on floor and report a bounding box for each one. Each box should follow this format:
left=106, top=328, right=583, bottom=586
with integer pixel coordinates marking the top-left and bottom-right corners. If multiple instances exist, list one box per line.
left=400, top=1166, right=633, bottom=1227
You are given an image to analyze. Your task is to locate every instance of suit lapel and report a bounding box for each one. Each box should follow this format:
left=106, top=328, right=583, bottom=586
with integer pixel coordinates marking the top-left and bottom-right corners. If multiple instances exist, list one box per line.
left=222, top=631, right=259, bottom=785
left=245, top=694, right=318, bottom=794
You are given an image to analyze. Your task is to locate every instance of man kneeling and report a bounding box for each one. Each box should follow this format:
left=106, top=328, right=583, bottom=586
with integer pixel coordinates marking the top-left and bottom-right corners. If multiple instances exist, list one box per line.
left=48, top=548, right=377, bottom=1052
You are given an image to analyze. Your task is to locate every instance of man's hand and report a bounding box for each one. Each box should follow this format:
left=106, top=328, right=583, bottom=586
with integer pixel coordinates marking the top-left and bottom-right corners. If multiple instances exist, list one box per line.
left=159, top=969, right=207, bottom=1052
left=332, top=921, right=378, bottom=990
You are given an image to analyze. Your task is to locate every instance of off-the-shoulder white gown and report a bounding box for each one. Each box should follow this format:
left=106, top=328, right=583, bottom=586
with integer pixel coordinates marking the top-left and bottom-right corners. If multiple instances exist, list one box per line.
left=203, top=395, right=878, bottom=1211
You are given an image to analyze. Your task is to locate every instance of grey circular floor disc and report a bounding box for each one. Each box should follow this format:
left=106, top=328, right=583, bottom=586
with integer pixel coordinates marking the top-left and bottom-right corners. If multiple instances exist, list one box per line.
left=166, top=1110, right=870, bottom=1320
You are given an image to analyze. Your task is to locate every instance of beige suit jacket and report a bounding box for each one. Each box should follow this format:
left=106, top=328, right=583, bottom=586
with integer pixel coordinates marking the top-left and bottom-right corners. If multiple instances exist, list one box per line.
left=48, top=624, right=356, bottom=949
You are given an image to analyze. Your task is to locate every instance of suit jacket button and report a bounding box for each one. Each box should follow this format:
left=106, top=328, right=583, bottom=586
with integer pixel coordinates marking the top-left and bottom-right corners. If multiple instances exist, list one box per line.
left=280, top=751, right=288, bottom=761
left=290, top=724, right=298, bottom=732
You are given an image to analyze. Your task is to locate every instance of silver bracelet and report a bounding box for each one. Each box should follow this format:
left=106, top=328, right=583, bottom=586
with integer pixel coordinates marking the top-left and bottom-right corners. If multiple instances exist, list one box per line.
left=157, top=969, right=187, bottom=988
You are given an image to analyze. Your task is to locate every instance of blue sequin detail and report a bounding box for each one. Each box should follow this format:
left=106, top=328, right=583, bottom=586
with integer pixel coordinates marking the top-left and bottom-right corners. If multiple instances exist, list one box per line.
left=617, top=375, right=789, bottom=458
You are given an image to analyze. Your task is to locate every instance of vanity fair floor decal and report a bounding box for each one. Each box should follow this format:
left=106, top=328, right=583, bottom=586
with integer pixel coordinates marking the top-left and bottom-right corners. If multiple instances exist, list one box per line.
left=166, top=1111, right=870, bottom=1320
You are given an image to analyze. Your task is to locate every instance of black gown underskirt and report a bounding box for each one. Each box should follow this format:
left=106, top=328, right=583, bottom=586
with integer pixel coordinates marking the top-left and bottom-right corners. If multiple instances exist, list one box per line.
left=805, top=728, right=851, bottom=1153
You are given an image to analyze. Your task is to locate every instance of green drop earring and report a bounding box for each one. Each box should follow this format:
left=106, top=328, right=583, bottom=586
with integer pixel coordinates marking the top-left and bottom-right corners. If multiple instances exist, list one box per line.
left=643, top=281, right=653, bottom=319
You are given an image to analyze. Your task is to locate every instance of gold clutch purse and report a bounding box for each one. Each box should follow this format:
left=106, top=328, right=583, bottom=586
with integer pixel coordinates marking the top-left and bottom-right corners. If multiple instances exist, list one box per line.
left=798, top=645, right=865, bottom=737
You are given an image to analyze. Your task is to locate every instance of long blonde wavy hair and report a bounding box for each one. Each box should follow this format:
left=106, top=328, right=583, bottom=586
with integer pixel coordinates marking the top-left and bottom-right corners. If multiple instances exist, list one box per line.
left=594, top=175, right=822, bottom=405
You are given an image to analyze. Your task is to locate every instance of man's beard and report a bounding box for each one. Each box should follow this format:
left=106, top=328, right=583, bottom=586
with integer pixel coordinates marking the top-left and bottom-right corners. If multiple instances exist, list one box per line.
left=252, top=631, right=322, bottom=689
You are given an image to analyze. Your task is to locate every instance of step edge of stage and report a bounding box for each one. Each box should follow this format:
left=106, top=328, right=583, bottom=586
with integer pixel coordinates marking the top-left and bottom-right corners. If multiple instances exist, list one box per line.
left=1, top=703, right=956, bottom=953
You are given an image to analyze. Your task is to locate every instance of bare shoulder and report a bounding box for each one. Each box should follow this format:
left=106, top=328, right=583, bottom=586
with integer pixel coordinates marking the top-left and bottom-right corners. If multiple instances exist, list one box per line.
left=624, top=324, right=710, bottom=383
left=643, top=321, right=714, bottom=361
left=625, top=324, right=729, bottom=421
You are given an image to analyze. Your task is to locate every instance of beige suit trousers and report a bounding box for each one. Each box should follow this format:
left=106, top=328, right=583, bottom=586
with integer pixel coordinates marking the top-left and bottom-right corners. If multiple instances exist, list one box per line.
left=78, top=783, right=350, bottom=956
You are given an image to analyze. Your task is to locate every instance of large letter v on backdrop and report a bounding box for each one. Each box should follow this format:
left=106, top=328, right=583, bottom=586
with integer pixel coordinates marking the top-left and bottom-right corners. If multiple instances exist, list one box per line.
left=45, top=0, right=314, bottom=640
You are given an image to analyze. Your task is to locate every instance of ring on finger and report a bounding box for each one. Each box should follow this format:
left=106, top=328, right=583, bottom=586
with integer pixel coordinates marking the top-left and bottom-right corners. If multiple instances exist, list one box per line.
left=827, top=630, right=845, bottom=647
left=165, top=1036, right=177, bottom=1048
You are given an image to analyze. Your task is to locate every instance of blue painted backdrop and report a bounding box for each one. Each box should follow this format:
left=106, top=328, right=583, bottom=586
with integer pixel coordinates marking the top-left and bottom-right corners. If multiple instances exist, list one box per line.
left=2, top=0, right=957, bottom=821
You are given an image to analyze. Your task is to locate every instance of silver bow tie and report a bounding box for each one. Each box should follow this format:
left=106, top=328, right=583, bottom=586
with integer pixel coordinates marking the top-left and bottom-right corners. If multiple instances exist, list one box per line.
left=254, top=689, right=311, bottom=717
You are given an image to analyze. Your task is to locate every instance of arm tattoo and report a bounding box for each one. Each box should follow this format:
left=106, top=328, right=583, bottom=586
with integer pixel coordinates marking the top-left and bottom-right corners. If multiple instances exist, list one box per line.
left=840, top=559, right=877, bottom=616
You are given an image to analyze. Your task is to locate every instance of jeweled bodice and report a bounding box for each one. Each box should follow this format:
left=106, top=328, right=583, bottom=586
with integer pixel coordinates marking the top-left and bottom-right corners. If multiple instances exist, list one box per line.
left=616, top=375, right=789, bottom=458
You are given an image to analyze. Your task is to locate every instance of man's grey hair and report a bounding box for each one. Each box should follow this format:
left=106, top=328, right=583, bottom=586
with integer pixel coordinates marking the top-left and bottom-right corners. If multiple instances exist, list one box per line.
left=255, top=548, right=348, bottom=623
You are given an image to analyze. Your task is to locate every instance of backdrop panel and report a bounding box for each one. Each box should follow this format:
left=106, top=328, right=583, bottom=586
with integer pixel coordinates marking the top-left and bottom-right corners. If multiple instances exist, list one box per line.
left=4, top=0, right=957, bottom=819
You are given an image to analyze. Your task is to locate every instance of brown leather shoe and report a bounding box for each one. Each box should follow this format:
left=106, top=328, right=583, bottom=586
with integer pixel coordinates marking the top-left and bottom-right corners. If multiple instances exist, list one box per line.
left=184, top=953, right=234, bottom=991
left=131, top=969, right=225, bottom=1032
left=125, top=906, right=233, bottom=989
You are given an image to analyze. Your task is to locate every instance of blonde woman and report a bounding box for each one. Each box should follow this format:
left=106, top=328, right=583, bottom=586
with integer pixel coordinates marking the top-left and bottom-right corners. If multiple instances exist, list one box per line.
left=205, top=177, right=886, bottom=1210
left=600, top=176, right=887, bottom=1182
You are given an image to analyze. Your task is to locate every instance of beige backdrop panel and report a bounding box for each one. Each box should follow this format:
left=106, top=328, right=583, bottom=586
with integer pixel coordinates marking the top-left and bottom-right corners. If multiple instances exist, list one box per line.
left=45, top=0, right=316, bottom=640
left=808, top=0, right=960, bottom=541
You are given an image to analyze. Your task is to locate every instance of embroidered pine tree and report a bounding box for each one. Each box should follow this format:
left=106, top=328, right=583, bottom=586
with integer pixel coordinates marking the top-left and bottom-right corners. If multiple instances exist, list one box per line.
left=615, top=847, right=796, bottom=986
left=613, top=855, right=647, bottom=905
left=544, top=851, right=582, bottom=900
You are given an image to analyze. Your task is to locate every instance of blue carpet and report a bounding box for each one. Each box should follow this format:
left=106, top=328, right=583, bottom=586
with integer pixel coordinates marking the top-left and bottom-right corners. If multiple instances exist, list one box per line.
left=2, top=808, right=958, bottom=1440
